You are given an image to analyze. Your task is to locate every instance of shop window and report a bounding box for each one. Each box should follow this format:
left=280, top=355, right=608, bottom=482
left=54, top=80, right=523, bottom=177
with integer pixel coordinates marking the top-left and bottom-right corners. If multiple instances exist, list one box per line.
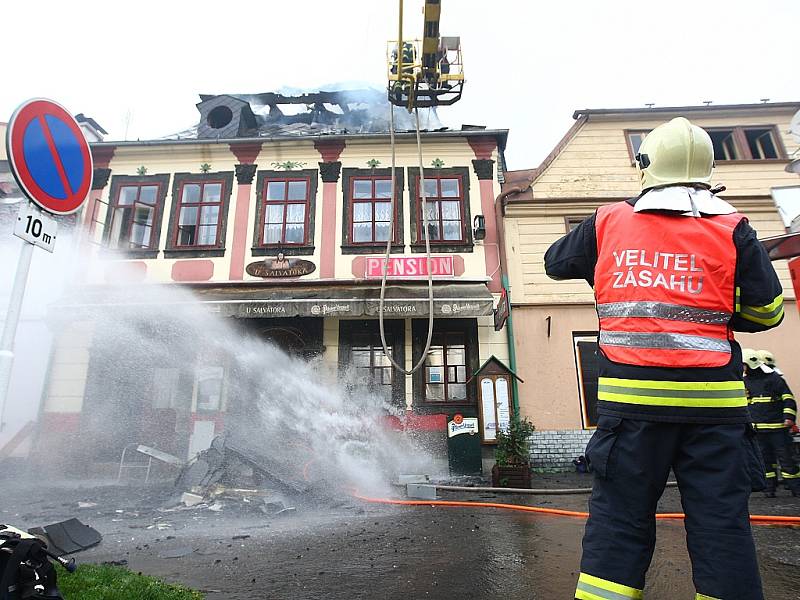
left=424, top=333, right=468, bottom=402
left=574, top=335, right=599, bottom=428
left=253, top=170, right=318, bottom=256
left=339, top=320, right=404, bottom=404
left=408, top=167, right=472, bottom=252
left=175, top=181, right=224, bottom=247
left=625, top=130, right=650, bottom=162
left=413, top=319, right=478, bottom=406
left=195, top=365, right=224, bottom=412
left=165, top=171, right=234, bottom=257
left=104, top=174, right=170, bottom=256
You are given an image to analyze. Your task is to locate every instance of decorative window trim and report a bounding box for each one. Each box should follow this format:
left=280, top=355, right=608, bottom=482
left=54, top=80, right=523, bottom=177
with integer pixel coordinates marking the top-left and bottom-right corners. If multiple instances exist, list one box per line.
left=252, top=169, right=318, bottom=256
left=165, top=171, right=234, bottom=258
left=408, top=166, right=473, bottom=253
left=103, top=173, right=170, bottom=258
left=341, top=167, right=405, bottom=254
left=412, top=318, right=479, bottom=413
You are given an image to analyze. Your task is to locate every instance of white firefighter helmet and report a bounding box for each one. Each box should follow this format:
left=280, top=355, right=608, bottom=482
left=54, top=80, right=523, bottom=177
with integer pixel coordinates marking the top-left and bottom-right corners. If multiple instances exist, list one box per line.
left=636, top=117, right=714, bottom=192
left=742, top=348, right=762, bottom=371
left=757, top=349, right=776, bottom=367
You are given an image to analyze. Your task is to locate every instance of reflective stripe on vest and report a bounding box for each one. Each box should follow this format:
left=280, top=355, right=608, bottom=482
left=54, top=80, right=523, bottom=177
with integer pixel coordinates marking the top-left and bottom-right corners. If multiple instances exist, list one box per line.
left=594, top=202, right=742, bottom=369
left=598, top=377, right=747, bottom=408
left=599, top=331, right=731, bottom=354
left=596, top=301, right=731, bottom=325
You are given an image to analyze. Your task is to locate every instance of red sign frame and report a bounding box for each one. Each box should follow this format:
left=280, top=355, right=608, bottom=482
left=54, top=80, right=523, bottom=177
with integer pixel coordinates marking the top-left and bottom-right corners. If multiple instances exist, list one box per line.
left=6, top=98, right=93, bottom=215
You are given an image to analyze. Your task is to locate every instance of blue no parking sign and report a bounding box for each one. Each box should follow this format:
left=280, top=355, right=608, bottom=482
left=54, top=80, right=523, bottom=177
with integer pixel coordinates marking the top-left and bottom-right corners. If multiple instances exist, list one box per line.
left=5, top=98, right=93, bottom=215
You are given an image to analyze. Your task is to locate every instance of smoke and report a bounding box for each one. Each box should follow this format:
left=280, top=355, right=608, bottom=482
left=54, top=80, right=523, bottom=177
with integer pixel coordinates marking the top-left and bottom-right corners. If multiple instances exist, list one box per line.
left=9, top=243, right=437, bottom=495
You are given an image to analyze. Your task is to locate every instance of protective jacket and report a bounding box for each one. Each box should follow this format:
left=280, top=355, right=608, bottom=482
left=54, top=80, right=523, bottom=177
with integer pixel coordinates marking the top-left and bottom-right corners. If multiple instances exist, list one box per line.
left=545, top=198, right=785, bottom=424
left=745, top=370, right=797, bottom=429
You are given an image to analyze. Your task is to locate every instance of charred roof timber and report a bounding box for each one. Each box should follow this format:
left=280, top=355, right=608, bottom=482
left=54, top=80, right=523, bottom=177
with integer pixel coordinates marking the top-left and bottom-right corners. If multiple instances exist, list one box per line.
left=193, top=89, right=447, bottom=140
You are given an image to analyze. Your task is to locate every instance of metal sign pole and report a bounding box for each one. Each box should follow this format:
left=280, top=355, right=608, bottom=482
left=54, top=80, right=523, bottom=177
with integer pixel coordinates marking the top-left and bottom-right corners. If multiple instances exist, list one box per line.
left=0, top=240, right=35, bottom=430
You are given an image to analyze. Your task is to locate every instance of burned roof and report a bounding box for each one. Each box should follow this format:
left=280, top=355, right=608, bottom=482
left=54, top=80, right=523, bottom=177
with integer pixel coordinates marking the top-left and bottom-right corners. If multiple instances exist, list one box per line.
left=180, top=88, right=450, bottom=141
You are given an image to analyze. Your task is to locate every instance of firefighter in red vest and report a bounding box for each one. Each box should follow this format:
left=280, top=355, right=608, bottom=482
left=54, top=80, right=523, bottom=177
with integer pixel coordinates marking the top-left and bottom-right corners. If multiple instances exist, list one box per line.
left=545, top=117, right=784, bottom=600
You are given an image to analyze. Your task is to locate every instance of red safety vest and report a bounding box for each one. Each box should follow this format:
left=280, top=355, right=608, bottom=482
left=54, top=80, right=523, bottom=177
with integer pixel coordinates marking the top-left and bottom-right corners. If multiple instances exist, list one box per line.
left=594, top=202, right=744, bottom=369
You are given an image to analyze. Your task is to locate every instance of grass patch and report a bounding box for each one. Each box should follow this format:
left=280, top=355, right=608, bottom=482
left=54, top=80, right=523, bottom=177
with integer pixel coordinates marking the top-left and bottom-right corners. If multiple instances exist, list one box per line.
left=56, top=563, right=203, bottom=600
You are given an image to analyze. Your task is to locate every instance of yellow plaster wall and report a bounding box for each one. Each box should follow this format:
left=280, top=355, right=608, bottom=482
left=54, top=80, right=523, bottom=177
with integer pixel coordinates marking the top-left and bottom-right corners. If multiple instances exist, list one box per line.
left=90, top=137, right=498, bottom=285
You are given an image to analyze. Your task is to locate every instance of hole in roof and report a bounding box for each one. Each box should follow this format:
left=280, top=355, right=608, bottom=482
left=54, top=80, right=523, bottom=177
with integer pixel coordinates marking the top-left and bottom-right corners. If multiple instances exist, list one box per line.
left=207, top=106, right=233, bottom=129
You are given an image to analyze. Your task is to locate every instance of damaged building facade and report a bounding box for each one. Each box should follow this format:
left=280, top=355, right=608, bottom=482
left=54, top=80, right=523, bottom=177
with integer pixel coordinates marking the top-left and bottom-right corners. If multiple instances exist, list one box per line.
left=501, top=101, right=800, bottom=470
left=35, top=90, right=510, bottom=473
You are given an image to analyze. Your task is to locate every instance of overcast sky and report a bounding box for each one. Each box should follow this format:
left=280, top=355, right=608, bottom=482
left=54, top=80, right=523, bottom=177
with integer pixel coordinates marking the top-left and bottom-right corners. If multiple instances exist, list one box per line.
left=3, top=0, right=798, bottom=169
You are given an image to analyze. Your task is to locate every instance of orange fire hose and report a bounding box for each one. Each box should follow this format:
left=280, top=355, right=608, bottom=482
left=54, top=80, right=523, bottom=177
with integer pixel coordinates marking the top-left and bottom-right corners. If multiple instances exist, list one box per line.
left=300, top=460, right=800, bottom=527
left=351, top=492, right=800, bottom=527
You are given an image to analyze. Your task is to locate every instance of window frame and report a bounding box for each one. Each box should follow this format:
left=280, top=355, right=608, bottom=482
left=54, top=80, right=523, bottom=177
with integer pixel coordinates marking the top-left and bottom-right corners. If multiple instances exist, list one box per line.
left=252, top=169, right=318, bottom=257
left=624, top=129, right=650, bottom=164
left=165, top=171, right=234, bottom=258
left=341, top=167, right=405, bottom=254
left=173, top=180, right=226, bottom=249
left=408, top=167, right=473, bottom=253
left=412, top=318, right=479, bottom=412
left=564, top=216, right=591, bottom=233
left=259, top=177, right=312, bottom=247
left=104, top=174, right=171, bottom=259
left=704, top=125, right=786, bottom=162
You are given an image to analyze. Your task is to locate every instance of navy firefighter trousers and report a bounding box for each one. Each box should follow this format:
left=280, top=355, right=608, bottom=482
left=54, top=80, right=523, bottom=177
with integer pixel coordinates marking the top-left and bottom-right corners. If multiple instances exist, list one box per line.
left=577, top=416, right=766, bottom=600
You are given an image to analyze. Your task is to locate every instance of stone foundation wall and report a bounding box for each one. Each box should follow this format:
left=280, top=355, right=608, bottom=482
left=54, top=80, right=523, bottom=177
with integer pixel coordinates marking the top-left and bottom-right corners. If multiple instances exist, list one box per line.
left=529, top=429, right=594, bottom=472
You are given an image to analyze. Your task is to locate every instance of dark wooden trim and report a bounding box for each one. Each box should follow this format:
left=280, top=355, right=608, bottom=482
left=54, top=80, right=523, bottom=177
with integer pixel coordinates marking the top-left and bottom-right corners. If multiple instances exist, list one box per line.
left=531, top=116, right=587, bottom=182
left=99, top=249, right=160, bottom=260
left=104, top=173, right=171, bottom=250
left=92, top=168, right=112, bottom=190
left=408, top=166, right=473, bottom=252
left=253, top=169, right=318, bottom=253
left=164, top=248, right=226, bottom=258
left=341, top=167, right=404, bottom=251
left=251, top=246, right=315, bottom=257
left=340, top=244, right=405, bottom=255
left=165, top=171, right=234, bottom=253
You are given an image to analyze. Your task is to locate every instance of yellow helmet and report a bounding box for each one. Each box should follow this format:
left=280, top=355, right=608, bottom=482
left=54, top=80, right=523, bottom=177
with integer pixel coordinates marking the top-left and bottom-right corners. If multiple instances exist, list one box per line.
left=637, top=117, right=714, bottom=192
left=757, top=349, right=776, bottom=367
left=742, top=348, right=761, bottom=370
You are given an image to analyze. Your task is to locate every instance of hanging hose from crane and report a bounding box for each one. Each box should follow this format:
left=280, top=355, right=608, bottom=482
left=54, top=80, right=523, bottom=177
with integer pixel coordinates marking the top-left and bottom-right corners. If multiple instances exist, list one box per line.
left=378, top=104, right=435, bottom=375
left=378, top=0, right=435, bottom=375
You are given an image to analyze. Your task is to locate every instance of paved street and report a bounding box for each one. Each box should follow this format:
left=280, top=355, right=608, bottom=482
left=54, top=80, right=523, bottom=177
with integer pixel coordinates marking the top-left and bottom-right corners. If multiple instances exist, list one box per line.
left=3, top=478, right=798, bottom=599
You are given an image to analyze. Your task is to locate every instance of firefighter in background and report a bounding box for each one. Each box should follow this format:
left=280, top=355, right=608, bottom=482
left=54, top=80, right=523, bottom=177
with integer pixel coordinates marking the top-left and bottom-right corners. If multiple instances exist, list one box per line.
left=744, top=349, right=800, bottom=497
left=545, top=117, right=784, bottom=600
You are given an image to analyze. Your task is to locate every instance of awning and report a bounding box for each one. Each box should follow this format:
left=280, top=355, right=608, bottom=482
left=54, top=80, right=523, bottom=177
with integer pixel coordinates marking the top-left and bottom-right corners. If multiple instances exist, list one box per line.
left=59, top=282, right=495, bottom=319
left=198, top=283, right=495, bottom=318
left=761, top=232, right=800, bottom=261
